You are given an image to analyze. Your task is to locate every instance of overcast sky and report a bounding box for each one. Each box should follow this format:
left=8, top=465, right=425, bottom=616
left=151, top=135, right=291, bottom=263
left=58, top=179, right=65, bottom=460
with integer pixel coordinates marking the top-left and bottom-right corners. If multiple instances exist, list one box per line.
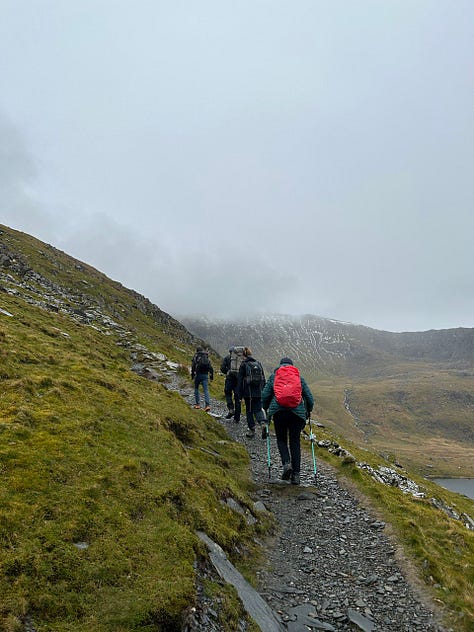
left=1, top=1, right=473, bottom=333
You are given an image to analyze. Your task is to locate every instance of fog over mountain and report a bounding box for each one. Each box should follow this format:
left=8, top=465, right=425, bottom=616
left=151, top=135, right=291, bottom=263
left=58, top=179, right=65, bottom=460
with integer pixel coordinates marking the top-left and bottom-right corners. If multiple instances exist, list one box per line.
left=1, top=2, right=473, bottom=333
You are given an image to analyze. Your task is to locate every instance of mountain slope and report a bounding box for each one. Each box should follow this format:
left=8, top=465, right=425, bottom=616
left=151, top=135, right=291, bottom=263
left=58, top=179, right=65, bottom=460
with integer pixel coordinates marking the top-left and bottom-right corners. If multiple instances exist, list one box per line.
left=0, top=225, right=266, bottom=631
left=180, top=314, right=474, bottom=379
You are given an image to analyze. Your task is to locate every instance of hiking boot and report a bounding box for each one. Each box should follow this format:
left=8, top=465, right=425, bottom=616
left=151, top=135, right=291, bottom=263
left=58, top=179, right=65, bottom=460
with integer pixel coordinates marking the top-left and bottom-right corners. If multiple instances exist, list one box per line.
left=225, top=410, right=234, bottom=419
left=245, top=428, right=256, bottom=438
left=291, top=473, right=300, bottom=485
left=193, top=405, right=201, bottom=409
left=261, top=425, right=269, bottom=440
left=282, top=463, right=293, bottom=480
left=204, top=406, right=211, bottom=412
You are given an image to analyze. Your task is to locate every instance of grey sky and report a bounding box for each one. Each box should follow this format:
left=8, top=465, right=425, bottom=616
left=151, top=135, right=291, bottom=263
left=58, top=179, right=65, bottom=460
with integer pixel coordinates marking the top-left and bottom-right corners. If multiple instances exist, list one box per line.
left=1, top=1, right=473, bottom=332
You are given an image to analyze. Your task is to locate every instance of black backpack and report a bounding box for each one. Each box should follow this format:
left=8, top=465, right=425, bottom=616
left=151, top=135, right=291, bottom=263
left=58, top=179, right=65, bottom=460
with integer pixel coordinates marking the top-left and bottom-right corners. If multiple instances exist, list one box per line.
left=244, top=360, right=263, bottom=386
left=196, top=352, right=211, bottom=372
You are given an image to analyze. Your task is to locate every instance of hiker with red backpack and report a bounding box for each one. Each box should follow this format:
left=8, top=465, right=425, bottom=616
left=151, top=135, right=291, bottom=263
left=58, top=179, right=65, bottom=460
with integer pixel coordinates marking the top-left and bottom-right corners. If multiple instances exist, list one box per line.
left=237, top=347, right=266, bottom=438
left=261, top=357, right=314, bottom=485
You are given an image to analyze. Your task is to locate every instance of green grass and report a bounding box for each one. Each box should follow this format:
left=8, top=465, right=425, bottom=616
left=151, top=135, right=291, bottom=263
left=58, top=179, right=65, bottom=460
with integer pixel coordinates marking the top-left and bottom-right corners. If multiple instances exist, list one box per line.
left=0, top=289, right=268, bottom=631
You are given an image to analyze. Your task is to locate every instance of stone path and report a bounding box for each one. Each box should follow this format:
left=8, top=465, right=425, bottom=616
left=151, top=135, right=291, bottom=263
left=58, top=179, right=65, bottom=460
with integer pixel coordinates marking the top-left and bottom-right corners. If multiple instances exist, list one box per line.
left=176, top=380, right=451, bottom=632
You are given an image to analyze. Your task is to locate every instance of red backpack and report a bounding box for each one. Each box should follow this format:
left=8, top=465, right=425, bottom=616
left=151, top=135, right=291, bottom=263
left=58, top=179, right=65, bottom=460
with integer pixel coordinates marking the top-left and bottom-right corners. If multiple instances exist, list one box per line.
left=273, top=365, right=302, bottom=408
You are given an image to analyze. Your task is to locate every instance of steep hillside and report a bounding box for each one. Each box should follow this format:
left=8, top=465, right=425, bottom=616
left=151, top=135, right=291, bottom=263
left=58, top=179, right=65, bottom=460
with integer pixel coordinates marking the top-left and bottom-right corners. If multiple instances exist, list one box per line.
left=181, top=315, right=474, bottom=476
left=0, top=225, right=268, bottom=631
left=0, top=224, right=209, bottom=360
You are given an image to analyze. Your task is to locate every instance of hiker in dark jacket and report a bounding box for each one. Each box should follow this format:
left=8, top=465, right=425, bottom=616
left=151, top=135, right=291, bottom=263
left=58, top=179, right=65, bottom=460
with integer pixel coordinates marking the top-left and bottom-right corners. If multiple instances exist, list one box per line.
left=220, top=348, right=241, bottom=422
left=237, top=347, right=266, bottom=438
left=261, top=357, right=314, bottom=485
left=191, top=346, right=214, bottom=411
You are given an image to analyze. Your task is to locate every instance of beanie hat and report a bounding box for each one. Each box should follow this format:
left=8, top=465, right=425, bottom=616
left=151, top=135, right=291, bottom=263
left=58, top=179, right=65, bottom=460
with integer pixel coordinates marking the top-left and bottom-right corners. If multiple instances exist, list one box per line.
left=279, top=357, right=294, bottom=366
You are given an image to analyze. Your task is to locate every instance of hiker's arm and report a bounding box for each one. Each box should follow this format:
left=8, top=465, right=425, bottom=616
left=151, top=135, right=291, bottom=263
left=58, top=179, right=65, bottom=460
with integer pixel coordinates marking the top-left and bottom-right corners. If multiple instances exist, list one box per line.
left=301, top=378, right=314, bottom=412
left=260, top=364, right=266, bottom=388
left=261, top=375, right=273, bottom=409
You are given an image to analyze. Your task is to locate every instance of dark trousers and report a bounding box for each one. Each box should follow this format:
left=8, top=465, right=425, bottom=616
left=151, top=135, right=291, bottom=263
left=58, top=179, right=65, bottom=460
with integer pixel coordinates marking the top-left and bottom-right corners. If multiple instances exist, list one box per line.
left=273, top=410, right=306, bottom=473
left=244, top=397, right=265, bottom=429
left=224, top=375, right=241, bottom=420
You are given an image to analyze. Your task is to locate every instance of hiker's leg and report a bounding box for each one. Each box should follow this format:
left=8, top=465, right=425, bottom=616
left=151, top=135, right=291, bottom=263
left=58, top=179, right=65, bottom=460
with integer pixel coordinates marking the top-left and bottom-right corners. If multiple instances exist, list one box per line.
left=253, top=397, right=265, bottom=424
left=244, top=398, right=254, bottom=429
left=224, top=376, right=234, bottom=411
left=202, top=375, right=210, bottom=407
left=194, top=375, right=200, bottom=405
left=273, top=412, right=290, bottom=465
left=288, top=417, right=305, bottom=474
left=234, top=388, right=241, bottom=421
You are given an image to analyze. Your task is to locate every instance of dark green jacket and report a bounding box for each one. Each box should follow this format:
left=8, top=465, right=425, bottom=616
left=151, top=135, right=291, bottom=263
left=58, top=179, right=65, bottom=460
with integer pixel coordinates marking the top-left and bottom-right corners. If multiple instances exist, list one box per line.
left=261, top=366, right=314, bottom=422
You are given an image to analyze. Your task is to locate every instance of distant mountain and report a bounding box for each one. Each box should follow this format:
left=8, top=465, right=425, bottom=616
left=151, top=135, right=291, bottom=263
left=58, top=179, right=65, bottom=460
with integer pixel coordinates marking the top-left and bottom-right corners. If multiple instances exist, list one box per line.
left=180, top=314, right=474, bottom=380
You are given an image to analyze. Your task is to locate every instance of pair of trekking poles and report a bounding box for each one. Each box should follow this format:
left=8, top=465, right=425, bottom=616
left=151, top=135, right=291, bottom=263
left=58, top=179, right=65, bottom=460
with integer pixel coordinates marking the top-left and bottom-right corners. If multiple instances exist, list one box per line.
left=262, top=412, right=317, bottom=481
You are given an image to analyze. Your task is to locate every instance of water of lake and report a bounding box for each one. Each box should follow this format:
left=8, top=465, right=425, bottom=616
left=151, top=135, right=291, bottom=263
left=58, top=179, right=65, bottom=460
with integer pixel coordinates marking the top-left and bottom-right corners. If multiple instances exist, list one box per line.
left=433, top=478, right=474, bottom=501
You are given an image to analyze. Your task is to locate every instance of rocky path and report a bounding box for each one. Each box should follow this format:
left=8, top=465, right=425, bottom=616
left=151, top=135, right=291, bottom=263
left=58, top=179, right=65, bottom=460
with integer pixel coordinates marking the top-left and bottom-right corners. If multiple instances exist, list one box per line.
left=173, top=380, right=450, bottom=632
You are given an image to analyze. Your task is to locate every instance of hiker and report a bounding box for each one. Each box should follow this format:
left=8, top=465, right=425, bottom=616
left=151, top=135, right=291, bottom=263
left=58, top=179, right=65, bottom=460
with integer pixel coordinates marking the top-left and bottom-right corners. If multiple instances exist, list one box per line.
left=237, top=346, right=266, bottom=438
left=261, top=357, right=314, bottom=485
left=191, top=346, right=214, bottom=411
left=220, top=346, right=243, bottom=422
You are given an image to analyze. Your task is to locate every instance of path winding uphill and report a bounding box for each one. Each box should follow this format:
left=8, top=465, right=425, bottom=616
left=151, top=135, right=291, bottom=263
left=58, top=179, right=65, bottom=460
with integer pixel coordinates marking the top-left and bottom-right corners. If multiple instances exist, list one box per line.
left=174, top=383, right=449, bottom=632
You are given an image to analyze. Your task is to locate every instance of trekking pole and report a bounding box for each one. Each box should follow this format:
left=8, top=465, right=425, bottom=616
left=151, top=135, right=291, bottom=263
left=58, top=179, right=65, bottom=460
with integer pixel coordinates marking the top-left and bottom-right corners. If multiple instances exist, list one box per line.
left=265, top=420, right=271, bottom=479
left=308, top=414, right=317, bottom=481
left=262, top=410, right=271, bottom=479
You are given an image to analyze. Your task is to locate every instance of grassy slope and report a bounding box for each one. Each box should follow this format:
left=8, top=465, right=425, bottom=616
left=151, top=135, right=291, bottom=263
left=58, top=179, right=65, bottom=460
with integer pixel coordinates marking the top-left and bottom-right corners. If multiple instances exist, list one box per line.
left=0, top=232, right=266, bottom=630
left=311, top=368, right=474, bottom=478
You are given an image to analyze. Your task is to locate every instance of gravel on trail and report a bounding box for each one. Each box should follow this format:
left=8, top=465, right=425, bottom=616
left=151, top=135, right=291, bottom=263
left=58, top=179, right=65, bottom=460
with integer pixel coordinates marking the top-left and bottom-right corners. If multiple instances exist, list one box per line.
left=174, top=379, right=451, bottom=632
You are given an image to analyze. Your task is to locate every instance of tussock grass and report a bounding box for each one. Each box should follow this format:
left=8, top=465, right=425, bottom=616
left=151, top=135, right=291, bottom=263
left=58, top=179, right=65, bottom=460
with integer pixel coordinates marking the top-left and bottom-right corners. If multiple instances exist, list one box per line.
left=0, top=292, right=265, bottom=631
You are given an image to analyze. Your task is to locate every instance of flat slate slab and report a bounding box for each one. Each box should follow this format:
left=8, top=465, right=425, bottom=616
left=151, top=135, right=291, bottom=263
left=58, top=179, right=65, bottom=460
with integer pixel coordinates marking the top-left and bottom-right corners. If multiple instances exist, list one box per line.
left=197, top=531, right=286, bottom=632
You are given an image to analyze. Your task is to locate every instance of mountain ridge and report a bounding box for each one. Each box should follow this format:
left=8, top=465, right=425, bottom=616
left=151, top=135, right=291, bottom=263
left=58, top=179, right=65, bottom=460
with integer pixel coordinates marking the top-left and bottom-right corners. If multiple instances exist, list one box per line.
left=180, top=313, right=474, bottom=380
